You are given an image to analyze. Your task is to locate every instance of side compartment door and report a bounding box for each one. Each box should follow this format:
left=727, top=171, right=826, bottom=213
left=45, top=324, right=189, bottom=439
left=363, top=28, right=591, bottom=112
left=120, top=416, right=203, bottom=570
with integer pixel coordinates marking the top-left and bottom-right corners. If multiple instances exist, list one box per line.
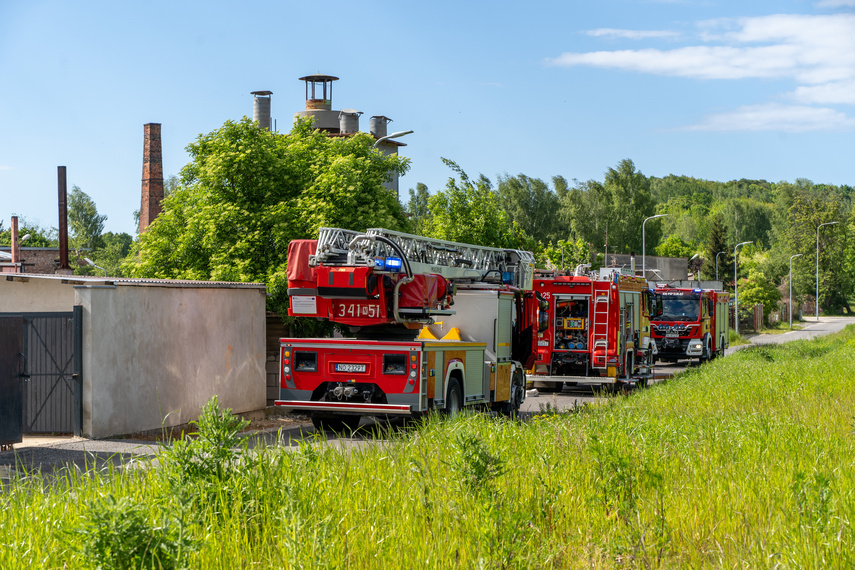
left=0, top=316, right=24, bottom=448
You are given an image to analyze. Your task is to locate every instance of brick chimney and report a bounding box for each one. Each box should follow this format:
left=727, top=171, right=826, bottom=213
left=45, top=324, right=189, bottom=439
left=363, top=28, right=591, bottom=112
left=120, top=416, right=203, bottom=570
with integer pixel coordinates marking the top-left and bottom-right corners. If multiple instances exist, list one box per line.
left=10, top=215, right=20, bottom=269
left=140, top=123, right=164, bottom=233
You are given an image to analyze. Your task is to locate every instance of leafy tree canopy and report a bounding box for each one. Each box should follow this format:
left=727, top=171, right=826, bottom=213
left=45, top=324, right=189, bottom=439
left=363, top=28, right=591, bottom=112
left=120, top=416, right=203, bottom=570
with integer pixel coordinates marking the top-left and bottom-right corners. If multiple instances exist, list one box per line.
left=0, top=220, right=55, bottom=247
left=738, top=267, right=782, bottom=323
left=655, top=235, right=695, bottom=259
left=124, top=117, right=411, bottom=327
left=68, top=185, right=107, bottom=251
left=421, top=159, right=520, bottom=248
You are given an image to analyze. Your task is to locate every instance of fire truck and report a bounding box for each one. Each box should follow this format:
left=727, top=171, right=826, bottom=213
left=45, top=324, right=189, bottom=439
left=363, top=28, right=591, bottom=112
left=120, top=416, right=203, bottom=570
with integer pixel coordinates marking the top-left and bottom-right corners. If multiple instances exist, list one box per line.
left=275, top=227, right=540, bottom=431
left=650, top=287, right=730, bottom=363
left=529, top=267, right=660, bottom=391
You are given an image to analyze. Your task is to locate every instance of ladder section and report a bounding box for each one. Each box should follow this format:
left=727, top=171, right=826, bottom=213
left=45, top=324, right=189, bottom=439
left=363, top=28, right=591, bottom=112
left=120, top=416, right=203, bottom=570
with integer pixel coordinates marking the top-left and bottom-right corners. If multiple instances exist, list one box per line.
left=591, top=290, right=610, bottom=369
left=311, top=227, right=534, bottom=288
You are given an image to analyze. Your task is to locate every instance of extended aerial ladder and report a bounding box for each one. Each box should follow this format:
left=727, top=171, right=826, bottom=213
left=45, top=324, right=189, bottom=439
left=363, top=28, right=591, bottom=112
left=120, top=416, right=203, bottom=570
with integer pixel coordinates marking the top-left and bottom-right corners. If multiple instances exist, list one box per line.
left=288, top=227, right=535, bottom=328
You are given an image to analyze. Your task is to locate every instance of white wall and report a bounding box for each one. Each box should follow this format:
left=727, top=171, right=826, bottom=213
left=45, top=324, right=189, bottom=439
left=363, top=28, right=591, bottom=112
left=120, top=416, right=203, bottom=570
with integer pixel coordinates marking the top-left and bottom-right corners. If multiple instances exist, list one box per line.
left=0, top=276, right=80, bottom=312
left=75, top=284, right=267, bottom=438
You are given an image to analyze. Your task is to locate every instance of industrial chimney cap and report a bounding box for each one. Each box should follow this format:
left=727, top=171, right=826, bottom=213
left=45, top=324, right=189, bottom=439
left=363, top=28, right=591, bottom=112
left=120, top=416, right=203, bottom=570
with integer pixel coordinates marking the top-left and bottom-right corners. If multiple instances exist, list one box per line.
left=299, top=74, right=339, bottom=82
left=251, top=90, right=273, bottom=96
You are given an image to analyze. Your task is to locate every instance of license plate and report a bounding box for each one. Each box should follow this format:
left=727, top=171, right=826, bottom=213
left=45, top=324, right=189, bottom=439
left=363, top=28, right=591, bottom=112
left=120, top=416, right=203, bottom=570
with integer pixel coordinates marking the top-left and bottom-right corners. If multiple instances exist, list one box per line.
left=335, top=302, right=382, bottom=319
left=335, top=363, right=366, bottom=373
left=666, top=333, right=680, bottom=338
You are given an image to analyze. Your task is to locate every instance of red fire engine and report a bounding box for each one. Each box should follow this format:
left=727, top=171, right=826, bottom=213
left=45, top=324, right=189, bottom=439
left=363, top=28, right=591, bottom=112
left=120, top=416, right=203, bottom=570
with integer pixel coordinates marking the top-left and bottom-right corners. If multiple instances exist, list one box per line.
left=650, top=287, right=730, bottom=363
left=529, top=267, right=660, bottom=391
left=275, top=228, right=540, bottom=431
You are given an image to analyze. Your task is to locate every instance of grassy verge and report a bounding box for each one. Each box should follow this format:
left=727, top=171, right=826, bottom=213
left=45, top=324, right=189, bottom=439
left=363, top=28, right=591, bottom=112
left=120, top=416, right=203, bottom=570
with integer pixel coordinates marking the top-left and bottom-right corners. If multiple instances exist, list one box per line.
left=728, top=328, right=751, bottom=346
left=3, top=328, right=855, bottom=568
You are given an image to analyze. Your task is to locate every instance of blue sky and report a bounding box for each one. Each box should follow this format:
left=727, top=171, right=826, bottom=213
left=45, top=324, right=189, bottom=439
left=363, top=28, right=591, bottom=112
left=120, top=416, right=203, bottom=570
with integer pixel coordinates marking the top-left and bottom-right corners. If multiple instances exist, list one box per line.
left=2, top=0, right=854, bottom=237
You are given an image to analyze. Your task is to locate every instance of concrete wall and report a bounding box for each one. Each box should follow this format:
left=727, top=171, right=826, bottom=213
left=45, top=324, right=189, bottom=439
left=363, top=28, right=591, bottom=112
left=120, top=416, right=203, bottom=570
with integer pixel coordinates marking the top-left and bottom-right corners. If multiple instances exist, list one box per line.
left=0, top=275, right=81, bottom=312
left=75, top=284, right=266, bottom=438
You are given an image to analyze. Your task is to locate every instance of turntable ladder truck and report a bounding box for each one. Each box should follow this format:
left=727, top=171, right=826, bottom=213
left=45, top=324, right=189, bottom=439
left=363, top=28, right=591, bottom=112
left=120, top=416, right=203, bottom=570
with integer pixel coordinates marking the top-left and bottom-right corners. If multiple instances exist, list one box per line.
left=275, top=227, right=539, bottom=431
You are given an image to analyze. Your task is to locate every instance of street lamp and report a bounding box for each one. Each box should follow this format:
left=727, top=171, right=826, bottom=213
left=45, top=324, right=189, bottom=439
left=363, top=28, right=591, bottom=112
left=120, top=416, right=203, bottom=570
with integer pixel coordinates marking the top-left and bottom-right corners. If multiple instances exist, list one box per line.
left=733, top=241, right=752, bottom=335
left=715, top=251, right=726, bottom=282
left=84, top=257, right=107, bottom=277
left=789, top=253, right=803, bottom=330
left=815, top=221, right=838, bottom=321
left=642, top=214, right=668, bottom=279
left=373, top=130, right=413, bottom=148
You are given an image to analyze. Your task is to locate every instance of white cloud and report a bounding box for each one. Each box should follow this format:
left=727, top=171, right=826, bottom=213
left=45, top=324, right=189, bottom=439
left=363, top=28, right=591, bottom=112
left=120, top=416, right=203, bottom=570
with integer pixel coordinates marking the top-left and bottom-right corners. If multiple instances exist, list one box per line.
left=547, top=13, right=855, bottom=132
left=792, top=79, right=855, bottom=105
left=815, top=0, right=855, bottom=8
left=0, top=165, right=14, bottom=171
left=683, top=103, right=855, bottom=132
left=585, top=28, right=681, bottom=40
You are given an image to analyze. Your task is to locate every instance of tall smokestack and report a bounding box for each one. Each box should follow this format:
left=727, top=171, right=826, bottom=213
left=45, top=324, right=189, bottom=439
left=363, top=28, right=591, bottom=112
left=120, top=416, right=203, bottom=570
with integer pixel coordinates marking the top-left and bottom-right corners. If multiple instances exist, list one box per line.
left=140, top=123, right=164, bottom=233
left=58, top=166, right=70, bottom=271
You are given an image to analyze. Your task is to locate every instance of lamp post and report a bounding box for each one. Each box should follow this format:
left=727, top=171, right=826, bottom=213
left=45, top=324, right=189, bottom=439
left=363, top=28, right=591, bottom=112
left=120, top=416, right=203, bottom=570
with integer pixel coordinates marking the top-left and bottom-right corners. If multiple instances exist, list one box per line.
left=84, top=257, right=107, bottom=277
left=715, top=251, right=725, bottom=282
left=815, top=221, right=838, bottom=321
left=733, top=241, right=752, bottom=335
left=642, top=214, right=668, bottom=280
left=373, top=130, right=413, bottom=148
left=789, top=253, right=803, bottom=330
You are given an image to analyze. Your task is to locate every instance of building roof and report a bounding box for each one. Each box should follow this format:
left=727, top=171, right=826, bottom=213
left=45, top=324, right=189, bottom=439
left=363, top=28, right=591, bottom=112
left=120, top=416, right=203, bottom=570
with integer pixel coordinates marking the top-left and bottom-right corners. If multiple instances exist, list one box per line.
left=4, top=273, right=266, bottom=290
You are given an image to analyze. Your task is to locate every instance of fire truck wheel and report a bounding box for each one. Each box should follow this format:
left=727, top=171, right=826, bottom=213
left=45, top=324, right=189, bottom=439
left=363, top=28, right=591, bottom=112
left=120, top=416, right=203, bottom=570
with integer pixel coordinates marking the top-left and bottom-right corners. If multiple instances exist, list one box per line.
left=311, top=414, right=361, bottom=434
left=499, top=371, right=525, bottom=417
left=445, top=378, right=463, bottom=417
left=701, top=337, right=712, bottom=363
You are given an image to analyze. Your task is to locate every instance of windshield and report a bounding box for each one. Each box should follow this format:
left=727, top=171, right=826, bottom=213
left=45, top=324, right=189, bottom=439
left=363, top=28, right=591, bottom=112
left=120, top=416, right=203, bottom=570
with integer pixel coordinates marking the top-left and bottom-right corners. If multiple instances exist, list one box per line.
left=657, top=293, right=701, bottom=321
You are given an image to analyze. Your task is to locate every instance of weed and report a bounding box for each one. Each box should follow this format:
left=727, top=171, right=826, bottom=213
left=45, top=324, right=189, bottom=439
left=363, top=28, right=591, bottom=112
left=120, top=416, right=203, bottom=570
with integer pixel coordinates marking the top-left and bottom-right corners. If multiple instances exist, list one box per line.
left=65, top=494, right=196, bottom=570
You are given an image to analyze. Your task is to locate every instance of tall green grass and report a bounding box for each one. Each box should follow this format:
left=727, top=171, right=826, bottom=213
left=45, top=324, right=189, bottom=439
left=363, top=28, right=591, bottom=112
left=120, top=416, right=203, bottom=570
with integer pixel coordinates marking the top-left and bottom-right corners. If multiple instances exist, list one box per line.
left=2, top=329, right=855, bottom=568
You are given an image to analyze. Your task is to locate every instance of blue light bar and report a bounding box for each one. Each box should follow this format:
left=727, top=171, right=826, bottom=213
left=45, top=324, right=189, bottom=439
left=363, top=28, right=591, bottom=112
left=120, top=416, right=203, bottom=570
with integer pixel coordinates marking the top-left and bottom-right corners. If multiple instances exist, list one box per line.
left=502, top=271, right=513, bottom=284
left=384, top=257, right=403, bottom=272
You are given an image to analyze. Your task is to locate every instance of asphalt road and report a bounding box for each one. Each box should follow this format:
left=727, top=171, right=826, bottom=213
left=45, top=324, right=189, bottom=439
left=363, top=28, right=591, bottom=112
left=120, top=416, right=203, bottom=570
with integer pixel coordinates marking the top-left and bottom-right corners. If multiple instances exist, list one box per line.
left=4, top=317, right=854, bottom=480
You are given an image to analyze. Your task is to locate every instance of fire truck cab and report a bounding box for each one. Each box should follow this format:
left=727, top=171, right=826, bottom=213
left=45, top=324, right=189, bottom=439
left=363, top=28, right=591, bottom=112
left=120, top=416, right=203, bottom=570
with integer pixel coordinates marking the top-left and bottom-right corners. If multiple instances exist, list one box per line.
left=650, top=287, right=730, bottom=363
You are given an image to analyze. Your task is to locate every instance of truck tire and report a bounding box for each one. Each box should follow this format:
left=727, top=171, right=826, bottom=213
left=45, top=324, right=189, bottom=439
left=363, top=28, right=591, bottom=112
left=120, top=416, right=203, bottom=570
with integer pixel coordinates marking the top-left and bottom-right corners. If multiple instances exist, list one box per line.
left=499, top=370, right=524, bottom=418
left=311, top=414, right=361, bottom=434
left=444, top=378, right=463, bottom=417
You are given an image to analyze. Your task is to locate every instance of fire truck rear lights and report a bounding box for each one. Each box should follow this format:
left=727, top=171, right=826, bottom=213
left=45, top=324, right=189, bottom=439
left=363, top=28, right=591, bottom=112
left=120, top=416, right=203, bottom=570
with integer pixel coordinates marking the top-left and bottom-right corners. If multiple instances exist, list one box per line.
left=283, top=366, right=291, bottom=374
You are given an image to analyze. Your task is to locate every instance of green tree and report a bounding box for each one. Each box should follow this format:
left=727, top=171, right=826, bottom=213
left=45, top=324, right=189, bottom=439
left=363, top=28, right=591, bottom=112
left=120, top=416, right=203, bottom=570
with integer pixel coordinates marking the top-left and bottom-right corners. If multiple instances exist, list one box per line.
left=541, top=238, right=591, bottom=271
left=406, top=182, right=431, bottom=236
left=702, top=214, right=731, bottom=282
left=784, top=189, right=848, bottom=313
left=738, top=267, right=782, bottom=324
left=68, top=185, right=107, bottom=251
left=495, top=174, right=561, bottom=244
left=421, top=159, right=519, bottom=247
left=124, top=117, right=410, bottom=332
left=559, top=178, right=610, bottom=254
left=0, top=220, right=55, bottom=247
left=655, top=235, right=695, bottom=258
left=603, top=159, right=656, bottom=254
left=75, top=232, right=134, bottom=277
